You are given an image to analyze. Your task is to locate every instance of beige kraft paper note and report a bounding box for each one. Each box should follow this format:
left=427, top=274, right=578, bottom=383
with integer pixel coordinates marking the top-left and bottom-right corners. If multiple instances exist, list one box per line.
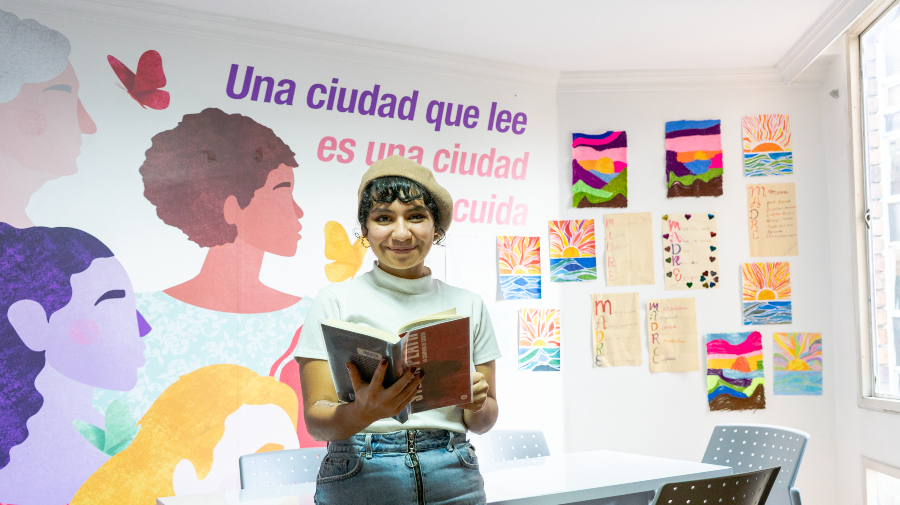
left=647, top=297, right=699, bottom=373
left=604, top=212, right=654, bottom=286
left=592, top=292, right=642, bottom=367
left=747, top=182, right=798, bottom=257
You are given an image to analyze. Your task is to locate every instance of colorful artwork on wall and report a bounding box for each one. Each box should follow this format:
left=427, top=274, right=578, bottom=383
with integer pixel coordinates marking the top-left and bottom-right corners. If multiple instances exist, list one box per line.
left=743, top=114, right=792, bottom=177
left=662, top=213, right=719, bottom=290
left=549, top=219, right=597, bottom=282
left=518, top=308, right=561, bottom=371
left=742, top=262, right=792, bottom=325
left=647, top=297, right=700, bottom=373
left=774, top=332, right=823, bottom=395
left=706, top=331, right=766, bottom=411
left=592, top=292, right=642, bottom=367
left=497, top=236, right=542, bottom=299
left=572, top=132, right=628, bottom=208
left=665, top=120, right=723, bottom=197
left=747, top=183, right=799, bottom=256
left=603, top=212, right=654, bottom=286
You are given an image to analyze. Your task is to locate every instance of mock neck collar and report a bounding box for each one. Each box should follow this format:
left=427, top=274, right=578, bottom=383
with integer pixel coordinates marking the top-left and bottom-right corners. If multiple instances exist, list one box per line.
left=369, top=261, right=436, bottom=295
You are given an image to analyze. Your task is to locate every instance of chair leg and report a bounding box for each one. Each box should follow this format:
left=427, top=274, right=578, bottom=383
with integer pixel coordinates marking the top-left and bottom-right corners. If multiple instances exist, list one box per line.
left=790, top=488, right=802, bottom=505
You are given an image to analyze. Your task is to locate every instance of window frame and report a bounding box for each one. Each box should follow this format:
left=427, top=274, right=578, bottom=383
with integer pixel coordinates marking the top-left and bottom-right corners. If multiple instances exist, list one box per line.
left=863, top=456, right=900, bottom=504
left=849, top=0, right=900, bottom=414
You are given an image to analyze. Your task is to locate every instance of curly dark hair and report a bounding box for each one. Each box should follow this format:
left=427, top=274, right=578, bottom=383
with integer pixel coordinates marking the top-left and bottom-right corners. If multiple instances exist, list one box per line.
left=0, top=223, right=113, bottom=469
left=140, top=108, right=299, bottom=247
left=357, top=176, right=445, bottom=245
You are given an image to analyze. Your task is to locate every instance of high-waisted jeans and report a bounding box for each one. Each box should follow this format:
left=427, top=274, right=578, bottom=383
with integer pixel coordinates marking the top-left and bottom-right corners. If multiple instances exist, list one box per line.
left=314, top=429, right=486, bottom=505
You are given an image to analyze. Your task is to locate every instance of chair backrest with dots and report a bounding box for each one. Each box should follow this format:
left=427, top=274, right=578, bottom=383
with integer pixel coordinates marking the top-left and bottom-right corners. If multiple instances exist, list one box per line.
left=649, top=467, right=780, bottom=505
left=239, top=447, right=328, bottom=489
left=701, top=424, right=809, bottom=505
left=469, top=430, right=549, bottom=463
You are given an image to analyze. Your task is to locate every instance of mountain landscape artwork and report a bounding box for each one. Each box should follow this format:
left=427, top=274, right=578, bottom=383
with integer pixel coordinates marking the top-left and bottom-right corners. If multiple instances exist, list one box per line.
left=706, top=331, right=766, bottom=411
left=665, top=120, right=723, bottom=197
left=572, top=131, right=627, bottom=208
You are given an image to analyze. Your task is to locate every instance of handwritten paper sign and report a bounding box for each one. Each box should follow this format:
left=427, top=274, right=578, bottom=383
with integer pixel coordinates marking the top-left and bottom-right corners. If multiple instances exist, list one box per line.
left=604, top=212, right=654, bottom=286
left=747, top=182, right=798, bottom=257
left=662, top=214, right=719, bottom=290
left=647, top=298, right=699, bottom=373
left=591, top=292, right=642, bottom=367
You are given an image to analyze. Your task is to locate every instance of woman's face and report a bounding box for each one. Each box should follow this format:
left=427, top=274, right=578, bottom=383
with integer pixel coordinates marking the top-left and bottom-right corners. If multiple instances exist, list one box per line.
left=0, top=62, right=96, bottom=176
left=44, top=257, right=147, bottom=390
left=365, top=197, right=436, bottom=279
left=232, top=163, right=304, bottom=256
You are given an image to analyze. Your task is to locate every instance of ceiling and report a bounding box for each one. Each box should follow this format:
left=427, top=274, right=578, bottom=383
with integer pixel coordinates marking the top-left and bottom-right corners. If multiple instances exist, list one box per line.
left=149, top=0, right=846, bottom=73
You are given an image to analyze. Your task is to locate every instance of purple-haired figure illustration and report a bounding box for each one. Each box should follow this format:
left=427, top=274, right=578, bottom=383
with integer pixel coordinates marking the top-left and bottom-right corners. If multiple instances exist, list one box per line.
left=0, top=223, right=149, bottom=504
left=0, top=9, right=97, bottom=228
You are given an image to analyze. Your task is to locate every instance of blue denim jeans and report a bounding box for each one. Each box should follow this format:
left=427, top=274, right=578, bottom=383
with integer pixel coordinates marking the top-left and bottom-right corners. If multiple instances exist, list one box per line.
left=314, top=429, right=485, bottom=505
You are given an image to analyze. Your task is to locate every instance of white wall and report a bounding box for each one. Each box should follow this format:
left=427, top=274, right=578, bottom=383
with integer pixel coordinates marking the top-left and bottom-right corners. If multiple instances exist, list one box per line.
left=556, top=78, right=839, bottom=504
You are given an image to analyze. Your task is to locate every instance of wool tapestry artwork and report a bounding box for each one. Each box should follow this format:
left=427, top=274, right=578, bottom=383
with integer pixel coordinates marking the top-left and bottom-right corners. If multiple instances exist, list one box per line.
left=549, top=219, right=597, bottom=282
left=665, top=120, right=723, bottom=198
left=662, top=213, right=719, bottom=290
left=774, top=332, right=822, bottom=395
left=706, top=331, right=766, bottom=411
left=518, top=308, right=561, bottom=371
left=497, top=236, right=542, bottom=300
left=572, top=132, right=628, bottom=208
left=743, top=114, right=793, bottom=177
left=742, top=262, right=792, bottom=325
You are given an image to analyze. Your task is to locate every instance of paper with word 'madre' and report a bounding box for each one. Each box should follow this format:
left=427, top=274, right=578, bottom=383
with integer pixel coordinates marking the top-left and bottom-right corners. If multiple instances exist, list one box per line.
left=604, top=212, right=654, bottom=286
left=747, top=182, right=798, bottom=257
left=662, top=214, right=719, bottom=290
left=591, top=292, right=642, bottom=367
left=647, top=297, right=699, bottom=373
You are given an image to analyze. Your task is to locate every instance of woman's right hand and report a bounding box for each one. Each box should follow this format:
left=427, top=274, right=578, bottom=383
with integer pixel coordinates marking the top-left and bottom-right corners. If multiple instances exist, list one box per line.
left=347, top=360, right=424, bottom=423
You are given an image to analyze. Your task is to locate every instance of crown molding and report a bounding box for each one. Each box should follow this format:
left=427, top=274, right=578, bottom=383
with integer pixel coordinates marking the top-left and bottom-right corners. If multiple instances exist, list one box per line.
left=556, top=67, right=809, bottom=92
left=1, top=0, right=560, bottom=89
left=776, top=0, right=875, bottom=83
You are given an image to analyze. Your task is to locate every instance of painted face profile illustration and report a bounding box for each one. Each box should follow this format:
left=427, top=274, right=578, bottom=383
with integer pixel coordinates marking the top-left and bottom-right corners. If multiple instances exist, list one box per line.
left=72, top=364, right=300, bottom=504
left=0, top=223, right=149, bottom=505
left=0, top=9, right=97, bottom=228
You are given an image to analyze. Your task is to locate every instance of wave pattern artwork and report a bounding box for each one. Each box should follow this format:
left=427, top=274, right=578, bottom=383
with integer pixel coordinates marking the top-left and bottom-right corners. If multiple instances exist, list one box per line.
left=572, top=132, right=627, bottom=208
left=774, top=332, right=822, bottom=395
left=548, top=220, right=597, bottom=282
left=497, top=236, right=541, bottom=300
left=742, top=262, right=792, bottom=324
left=706, top=331, right=766, bottom=411
left=743, top=114, right=793, bottom=177
left=665, top=119, right=723, bottom=198
left=518, top=308, right=561, bottom=372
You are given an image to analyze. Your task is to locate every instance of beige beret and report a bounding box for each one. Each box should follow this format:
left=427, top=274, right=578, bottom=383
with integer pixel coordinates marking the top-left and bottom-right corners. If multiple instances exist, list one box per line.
left=358, top=155, right=453, bottom=233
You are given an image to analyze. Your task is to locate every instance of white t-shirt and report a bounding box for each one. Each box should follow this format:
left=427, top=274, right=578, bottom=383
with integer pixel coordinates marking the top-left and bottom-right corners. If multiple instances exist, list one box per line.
left=293, top=262, right=502, bottom=434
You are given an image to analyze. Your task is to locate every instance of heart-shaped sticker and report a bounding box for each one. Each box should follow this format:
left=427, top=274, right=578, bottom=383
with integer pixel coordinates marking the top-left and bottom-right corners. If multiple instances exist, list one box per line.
left=703, top=282, right=709, bottom=288
left=662, top=214, right=669, bottom=220
left=685, top=214, right=692, bottom=220
left=665, top=246, right=671, bottom=252
left=665, top=258, right=672, bottom=263
left=700, top=276, right=707, bottom=282
left=666, top=272, right=673, bottom=277
left=663, top=234, right=669, bottom=239
left=702, top=271, right=709, bottom=276
left=710, top=231, right=717, bottom=237
left=709, top=256, right=716, bottom=262
left=714, top=276, right=719, bottom=282
left=686, top=282, right=693, bottom=288
left=710, top=246, right=716, bottom=252
left=711, top=271, right=717, bottom=276
left=708, top=214, right=714, bottom=219
left=710, top=282, right=716, bottom=287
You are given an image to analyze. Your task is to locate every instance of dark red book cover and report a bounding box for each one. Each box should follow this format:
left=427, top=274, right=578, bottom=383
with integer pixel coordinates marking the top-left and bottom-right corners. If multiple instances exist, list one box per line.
left=403, top=317, right=472, bottom=413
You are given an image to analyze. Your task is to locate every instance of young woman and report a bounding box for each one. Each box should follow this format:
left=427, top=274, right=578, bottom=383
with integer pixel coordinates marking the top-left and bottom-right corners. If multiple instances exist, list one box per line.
left=294, top=155, right=501, bottom=504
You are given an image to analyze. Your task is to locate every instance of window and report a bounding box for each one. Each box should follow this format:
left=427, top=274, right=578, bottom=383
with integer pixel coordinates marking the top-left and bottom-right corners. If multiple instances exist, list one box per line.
left=861, top=3, right=900, bottom=401
left=865, top=458, right=900, bottom=504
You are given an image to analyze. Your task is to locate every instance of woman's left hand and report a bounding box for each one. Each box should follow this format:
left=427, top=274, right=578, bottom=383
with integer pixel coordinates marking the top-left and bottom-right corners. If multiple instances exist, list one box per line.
left=458, top=372, right=489, bottom=411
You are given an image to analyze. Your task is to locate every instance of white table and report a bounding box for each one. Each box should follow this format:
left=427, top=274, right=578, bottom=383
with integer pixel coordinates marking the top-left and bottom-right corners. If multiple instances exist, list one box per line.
left=156, top=450, right=732, bottom=505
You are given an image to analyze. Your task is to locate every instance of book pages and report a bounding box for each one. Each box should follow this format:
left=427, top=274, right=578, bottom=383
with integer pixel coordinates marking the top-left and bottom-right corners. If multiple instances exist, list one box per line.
left=647, top=297, right=699, bottom=373
left=591, top=292, right=642, bottom=367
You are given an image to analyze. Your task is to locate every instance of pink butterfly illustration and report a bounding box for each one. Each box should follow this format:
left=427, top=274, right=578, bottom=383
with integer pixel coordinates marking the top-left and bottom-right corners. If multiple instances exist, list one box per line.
left=107, top=50, right=170, bottom=109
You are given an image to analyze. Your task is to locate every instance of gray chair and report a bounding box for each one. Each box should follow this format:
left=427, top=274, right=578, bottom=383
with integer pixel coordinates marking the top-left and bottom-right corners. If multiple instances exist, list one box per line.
left=702, top=424, right=809, bottom=505
left=650, top=467, right=780, bottom=505
left=469, top=430, right=549, bottom=463
left=239, top=447, right=328, bottom=489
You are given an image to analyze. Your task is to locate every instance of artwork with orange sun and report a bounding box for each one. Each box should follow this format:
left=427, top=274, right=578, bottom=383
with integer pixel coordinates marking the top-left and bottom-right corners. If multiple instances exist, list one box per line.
left=742, top=262, right=792, bottom=324
left=572, top=132, right=628, bottom=208
left=498, top=236, right=541, bottom=300
left=743, top=114, right=793, bottom=177
left=774, top=332, right=822, bottom=395
left=706, top=332, right=766, bottom=411
left=549, top=219, right=597, bottom=282
left=518, top=308, right=561, bottom=371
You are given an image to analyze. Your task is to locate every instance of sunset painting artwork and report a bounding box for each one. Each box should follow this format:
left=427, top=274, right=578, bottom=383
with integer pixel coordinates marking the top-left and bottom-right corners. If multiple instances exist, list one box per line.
left=572, top=131, right=628, bottom=208
left=665, top=119, right=723, bottom=197
left=497, top=236, right=542, bottom=300
left=549, top=219, right=597, bottom=282
left=743, top=114, right=793, bottom=177
left=774, top=332, right=823, bottom=395
left=742, top=262, right=792, bottom=325
left=706, top=331, right=766, bottom=411
left=518, top=308, right=561, bottom=371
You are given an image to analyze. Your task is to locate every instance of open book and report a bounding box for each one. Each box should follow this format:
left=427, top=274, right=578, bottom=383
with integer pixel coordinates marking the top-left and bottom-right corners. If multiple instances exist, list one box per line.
left=322, top=309, right=472, bottom=423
